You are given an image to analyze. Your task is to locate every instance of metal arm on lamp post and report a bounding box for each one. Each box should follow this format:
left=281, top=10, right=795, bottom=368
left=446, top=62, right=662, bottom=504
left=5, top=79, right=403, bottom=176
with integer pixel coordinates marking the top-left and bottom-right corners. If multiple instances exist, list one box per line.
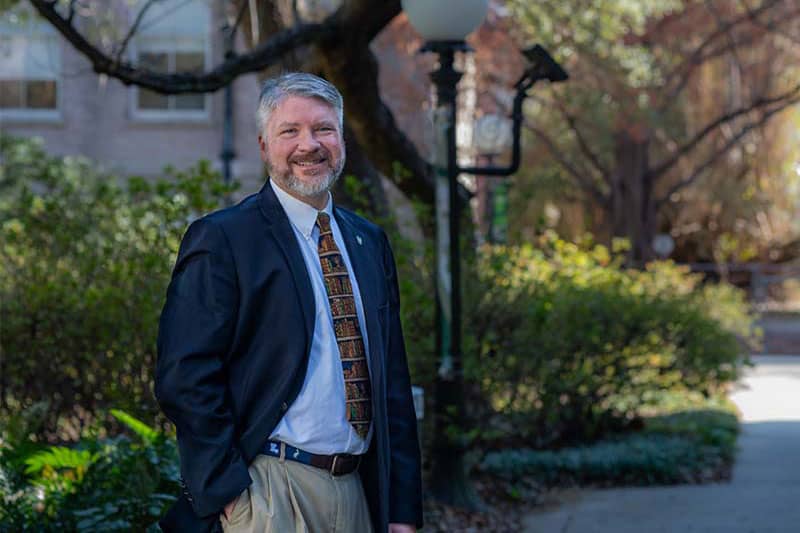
left=459, top=45, right=568, bottom=176
left=402, top=0, right=568, bottom=507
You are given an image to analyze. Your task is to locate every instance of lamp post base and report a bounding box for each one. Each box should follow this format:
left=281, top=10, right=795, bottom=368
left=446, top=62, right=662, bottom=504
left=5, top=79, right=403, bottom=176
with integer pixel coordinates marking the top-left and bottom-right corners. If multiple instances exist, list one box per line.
left=428, top=447, right=485, bottom=511
left=429, top=372, right=485, bottom=510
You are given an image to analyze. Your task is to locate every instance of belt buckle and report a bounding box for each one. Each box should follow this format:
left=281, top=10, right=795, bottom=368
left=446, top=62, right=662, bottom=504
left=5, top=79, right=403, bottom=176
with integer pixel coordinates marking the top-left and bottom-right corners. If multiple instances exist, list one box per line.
left=330, top=454, right=361, bottom=476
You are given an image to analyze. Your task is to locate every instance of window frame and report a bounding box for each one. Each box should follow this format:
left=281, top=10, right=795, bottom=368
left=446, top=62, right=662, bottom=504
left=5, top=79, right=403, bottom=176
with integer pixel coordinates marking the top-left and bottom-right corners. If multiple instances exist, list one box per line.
left=128, top=25, right=212, bottom=123
left=0, top=24, right=62, bottom=123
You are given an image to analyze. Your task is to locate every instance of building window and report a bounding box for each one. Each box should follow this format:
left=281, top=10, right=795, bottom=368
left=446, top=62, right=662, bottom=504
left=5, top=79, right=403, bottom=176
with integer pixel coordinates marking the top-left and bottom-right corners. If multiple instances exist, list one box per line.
left=0, top=26, right=60, bottom=118
left=130, top=1, right=210, bottom=121
left=137, top=49, right=206, bottom=112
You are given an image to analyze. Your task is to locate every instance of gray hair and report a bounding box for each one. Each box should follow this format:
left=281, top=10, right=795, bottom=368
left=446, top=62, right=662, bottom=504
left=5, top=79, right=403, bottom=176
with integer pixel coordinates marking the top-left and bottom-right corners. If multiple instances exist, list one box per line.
left=256, top=72, right=344, bottom=136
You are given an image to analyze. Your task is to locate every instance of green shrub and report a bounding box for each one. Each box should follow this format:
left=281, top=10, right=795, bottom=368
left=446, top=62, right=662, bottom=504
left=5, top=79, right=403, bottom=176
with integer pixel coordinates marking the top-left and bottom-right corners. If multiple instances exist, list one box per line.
left=463, top=233, right=756, bottom=446
left=482, top=433, right=723, bottom=486
left=640, top=391, right=739, bottom=456
left=0, top=408, right=179, bottom=532
left=0, top=134, right=234, bottom=431
left=481, top=394, right=739, bottom=487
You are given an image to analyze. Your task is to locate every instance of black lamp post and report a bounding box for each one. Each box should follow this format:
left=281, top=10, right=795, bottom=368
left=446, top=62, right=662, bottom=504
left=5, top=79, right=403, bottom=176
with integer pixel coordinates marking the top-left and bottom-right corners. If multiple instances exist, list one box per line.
left=402, top=0, right=568, bottom=506
left=220, top=15, right=237, bottom=192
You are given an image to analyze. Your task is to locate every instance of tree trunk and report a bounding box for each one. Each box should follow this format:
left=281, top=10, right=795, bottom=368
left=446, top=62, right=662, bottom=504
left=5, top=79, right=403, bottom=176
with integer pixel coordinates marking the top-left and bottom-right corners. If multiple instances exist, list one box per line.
left=610, top=130, right=656, bottom=264
left=332, top=124, right=390, bottom=216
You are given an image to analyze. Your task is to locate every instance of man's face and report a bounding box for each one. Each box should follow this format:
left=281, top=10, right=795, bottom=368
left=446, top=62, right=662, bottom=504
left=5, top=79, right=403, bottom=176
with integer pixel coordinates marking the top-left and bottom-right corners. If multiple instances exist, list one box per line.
left=258, top=95, right=345, bottom=206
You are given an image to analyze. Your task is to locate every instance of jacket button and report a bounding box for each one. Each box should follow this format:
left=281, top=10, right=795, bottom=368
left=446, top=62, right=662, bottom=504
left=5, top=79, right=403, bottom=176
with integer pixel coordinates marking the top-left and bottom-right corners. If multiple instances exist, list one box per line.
left=281, top=402, right=288, bottom=411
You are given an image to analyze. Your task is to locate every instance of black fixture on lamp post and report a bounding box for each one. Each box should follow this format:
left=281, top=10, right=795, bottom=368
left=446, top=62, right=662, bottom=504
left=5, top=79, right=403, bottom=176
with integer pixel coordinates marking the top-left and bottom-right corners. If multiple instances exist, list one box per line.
left=402, top=0, right=568, bottom=506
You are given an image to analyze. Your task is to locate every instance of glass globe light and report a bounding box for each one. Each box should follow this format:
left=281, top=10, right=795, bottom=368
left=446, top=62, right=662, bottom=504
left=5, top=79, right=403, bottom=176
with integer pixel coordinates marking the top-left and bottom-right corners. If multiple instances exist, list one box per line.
left=401, top=0, right=489, bottom=41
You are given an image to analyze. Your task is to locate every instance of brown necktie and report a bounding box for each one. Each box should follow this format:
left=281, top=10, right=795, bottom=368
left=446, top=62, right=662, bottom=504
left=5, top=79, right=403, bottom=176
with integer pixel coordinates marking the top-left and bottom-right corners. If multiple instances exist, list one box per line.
left=316, top=212, right=372, bottom=439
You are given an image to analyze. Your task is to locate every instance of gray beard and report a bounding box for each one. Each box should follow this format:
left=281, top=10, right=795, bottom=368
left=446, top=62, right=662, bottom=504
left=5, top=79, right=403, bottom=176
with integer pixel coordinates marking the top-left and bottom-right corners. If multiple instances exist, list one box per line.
left=267, top=155, right=345, bottom=198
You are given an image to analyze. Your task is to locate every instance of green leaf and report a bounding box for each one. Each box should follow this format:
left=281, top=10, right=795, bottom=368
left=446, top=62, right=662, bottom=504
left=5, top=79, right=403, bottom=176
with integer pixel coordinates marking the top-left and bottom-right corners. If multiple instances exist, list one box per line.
left=110, top=409, right=158, bottom=443
left=24, top=446, right=97, bottom=475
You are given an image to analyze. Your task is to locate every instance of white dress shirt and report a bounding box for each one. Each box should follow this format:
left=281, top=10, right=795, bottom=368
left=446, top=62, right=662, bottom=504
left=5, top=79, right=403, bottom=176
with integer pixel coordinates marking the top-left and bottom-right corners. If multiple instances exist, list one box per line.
left=268, top=180, right=373, bottom=455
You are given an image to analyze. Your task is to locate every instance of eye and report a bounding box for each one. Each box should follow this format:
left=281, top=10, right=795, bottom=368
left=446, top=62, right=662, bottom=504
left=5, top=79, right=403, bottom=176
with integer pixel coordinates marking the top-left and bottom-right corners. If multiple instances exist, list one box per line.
left=280, top=128, right=297, bottom=135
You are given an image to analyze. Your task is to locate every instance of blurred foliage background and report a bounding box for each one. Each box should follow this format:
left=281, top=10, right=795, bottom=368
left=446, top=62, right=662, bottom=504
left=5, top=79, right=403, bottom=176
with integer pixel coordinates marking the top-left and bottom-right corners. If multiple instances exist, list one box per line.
left=3, top=0, right=798, bottom=529
left=1, top=132, right=756, bottom=529
left=499, top=0, right=800, bottom=263
left=0, top=135, right=234, bottom=435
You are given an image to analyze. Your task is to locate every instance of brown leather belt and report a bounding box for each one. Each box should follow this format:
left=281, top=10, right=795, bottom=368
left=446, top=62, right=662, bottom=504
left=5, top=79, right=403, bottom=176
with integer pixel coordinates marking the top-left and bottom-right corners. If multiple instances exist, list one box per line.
left=264, top=440, right=362, bottom=476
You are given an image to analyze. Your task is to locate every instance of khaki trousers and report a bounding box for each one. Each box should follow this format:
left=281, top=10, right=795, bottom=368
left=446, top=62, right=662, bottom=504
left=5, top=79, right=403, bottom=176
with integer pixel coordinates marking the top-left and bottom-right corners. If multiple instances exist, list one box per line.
left=220, top=453, right=374, bottom=533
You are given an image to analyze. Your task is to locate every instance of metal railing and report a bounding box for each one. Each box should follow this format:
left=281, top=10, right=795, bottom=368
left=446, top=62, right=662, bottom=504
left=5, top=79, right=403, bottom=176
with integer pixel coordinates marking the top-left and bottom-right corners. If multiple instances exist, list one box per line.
left=686, top=262, right=800, bottom=310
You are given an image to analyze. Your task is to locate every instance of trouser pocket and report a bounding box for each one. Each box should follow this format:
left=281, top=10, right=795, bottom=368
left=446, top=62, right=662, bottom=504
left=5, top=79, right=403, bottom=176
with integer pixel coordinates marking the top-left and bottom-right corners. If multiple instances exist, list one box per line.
left=221, top=485, right=251, bottom=529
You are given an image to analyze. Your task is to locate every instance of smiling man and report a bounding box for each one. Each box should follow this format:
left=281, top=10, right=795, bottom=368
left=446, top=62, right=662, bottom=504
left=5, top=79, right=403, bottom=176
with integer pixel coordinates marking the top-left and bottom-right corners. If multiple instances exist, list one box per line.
left=155, top=73, right=422, bottom=533
left=260, top=89, right=345, bottom=206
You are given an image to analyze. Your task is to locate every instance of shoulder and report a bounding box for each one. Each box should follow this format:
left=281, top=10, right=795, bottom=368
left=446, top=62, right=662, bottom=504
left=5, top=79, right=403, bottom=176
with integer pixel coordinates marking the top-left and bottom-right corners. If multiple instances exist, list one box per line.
left=185, top=192, right=261, bottom=237
left=179, top=192, right=262, bottom=255
left=200, top=192, right=261, bottom=229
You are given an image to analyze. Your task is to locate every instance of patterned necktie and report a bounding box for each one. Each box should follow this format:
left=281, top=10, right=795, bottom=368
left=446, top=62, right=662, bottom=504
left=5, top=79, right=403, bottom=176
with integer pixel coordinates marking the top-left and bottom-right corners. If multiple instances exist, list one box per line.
left=316, top=212, right=372, bottom=439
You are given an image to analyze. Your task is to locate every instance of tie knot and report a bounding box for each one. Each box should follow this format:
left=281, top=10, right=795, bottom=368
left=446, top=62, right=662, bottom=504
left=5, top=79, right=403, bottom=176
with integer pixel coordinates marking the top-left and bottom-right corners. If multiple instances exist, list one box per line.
left=317, top=212, right=331, bottom=233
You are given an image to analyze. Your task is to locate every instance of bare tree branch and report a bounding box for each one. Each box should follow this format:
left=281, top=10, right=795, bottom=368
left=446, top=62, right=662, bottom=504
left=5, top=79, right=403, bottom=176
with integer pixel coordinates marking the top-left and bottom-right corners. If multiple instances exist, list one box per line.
left=66, top=0, right=77, bottom=23
left=551, top=98, right=612, bottom=185
left=27, top=0, right=435, bottom=204
left=704, top=0, right=747, bottom=96
left=29, top=0, right=337, bottom=93
left=650, top=83, right=800, bottom=181
left=499, top=91, right=611, bottom=188
left=659, top=0, right=785, bottom=107
left=696, top=5, right=800, bottom=65
left=738, top=0, right=800, bottom=45
left=247, top=0, right=261, bottom=43
left=28, top=0, right=404, bottom=92
left=655, top=97, right=799, bottom=207
left=114, top=0, right=159, bottom=63
left=230, top=1, right=248, bottom=41
left=338, top=0, right=401, bottom=43
left=524, top=120, right=608, bottom=206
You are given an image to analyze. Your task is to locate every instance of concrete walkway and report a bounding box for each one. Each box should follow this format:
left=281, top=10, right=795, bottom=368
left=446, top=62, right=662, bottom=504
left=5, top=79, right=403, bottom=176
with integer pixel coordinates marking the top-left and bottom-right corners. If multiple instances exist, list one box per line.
left=523, top=355, right=800, bottom=533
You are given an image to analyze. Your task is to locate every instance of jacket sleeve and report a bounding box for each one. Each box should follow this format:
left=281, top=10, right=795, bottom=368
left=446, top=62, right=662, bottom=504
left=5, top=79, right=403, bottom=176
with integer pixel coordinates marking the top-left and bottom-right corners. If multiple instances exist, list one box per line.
left=381, top=231, right=424, bottom=528
left=155, top=217, right=251, bottom=518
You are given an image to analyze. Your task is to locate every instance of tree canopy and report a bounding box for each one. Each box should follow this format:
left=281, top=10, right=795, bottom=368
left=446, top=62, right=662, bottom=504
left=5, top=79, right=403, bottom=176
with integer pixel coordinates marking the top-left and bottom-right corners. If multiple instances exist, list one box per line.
left=506, top=0, right=800, bottom=261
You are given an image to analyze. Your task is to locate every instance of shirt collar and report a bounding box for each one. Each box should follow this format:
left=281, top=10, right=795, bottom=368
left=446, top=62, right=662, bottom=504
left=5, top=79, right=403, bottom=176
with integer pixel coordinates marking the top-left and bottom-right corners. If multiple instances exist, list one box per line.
left=270, top=179, right=333, bottom=239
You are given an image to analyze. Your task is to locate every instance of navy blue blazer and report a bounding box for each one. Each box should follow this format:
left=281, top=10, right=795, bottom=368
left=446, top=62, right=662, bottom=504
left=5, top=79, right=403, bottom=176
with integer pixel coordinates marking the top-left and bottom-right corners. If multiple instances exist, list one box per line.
left=155, top=182, right=422, bottom=532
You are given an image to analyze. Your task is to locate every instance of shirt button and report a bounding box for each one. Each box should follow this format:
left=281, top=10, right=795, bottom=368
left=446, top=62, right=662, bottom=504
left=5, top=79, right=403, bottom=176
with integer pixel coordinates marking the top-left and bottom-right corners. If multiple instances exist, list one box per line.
left=281, top=402, right=288, bottom=411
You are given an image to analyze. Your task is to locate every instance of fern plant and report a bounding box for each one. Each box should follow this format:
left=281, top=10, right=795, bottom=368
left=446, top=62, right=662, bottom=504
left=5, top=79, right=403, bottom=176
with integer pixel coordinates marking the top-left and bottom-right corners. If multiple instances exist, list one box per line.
left=0, top=409, right=180, bottom=532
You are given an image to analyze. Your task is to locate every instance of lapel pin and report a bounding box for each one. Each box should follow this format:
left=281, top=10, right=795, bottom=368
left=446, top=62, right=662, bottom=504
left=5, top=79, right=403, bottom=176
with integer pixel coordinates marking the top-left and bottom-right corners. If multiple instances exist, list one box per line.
left=356, top=235, right=363, bottom=245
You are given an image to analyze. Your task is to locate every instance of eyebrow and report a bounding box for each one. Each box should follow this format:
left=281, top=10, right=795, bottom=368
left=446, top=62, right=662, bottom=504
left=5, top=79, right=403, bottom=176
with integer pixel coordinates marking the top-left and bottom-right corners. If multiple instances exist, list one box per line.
left=274, top=120, right=337, bottom=130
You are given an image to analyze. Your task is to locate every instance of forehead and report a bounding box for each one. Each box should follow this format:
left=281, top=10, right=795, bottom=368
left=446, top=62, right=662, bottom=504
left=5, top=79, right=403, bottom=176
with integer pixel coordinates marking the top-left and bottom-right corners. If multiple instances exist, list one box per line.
left=268, top=95, right=338, bottom=126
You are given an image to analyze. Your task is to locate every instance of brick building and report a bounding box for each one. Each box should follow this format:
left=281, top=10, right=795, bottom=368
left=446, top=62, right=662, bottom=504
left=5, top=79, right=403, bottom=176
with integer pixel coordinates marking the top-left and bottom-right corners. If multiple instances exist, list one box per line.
left=1, top=1, right=264, bottom=192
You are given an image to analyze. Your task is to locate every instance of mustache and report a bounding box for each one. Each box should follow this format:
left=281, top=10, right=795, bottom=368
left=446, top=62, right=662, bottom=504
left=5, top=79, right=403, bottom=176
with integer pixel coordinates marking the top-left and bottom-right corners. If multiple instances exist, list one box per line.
left=290, top=148, right=330, bottom=163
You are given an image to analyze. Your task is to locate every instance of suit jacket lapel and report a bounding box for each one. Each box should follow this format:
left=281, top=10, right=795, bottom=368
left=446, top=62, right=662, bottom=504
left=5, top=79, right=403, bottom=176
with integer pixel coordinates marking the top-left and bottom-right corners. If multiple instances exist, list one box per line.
left=257, top=182, right=316, bottom=348
left=334, top=208, right=377, bottom=311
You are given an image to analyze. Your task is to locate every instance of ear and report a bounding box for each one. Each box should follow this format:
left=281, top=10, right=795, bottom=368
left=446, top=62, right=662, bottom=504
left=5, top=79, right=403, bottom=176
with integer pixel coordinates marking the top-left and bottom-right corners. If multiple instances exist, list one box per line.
left=258, top=134, right=268, bottom=161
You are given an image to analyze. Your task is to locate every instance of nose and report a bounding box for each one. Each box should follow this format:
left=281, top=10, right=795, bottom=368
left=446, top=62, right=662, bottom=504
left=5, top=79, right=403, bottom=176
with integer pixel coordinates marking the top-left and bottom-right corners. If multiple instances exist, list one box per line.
left=296, top=128, right=321, bottom=152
